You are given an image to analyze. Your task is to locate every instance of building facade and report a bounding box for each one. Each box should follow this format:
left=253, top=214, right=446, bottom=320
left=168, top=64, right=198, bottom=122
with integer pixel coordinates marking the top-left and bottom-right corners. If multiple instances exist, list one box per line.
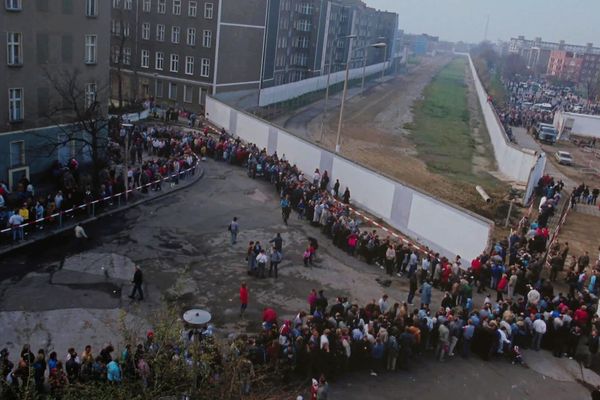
left=1, top=0, right=110, bottom=188
left=110, top=0, right=268, bottom=112
left=261, top=0, right=397, bottom=88
left=508, top=35, right=600, bottom=78
left=547, top=50, right=583, bottom=82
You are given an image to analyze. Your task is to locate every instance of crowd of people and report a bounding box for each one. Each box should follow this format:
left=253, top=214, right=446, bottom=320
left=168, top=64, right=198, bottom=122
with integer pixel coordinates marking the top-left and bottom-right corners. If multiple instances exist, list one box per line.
left=4, top=117, right=600, bottom=399
left=0, top=124, right=202, bottom=245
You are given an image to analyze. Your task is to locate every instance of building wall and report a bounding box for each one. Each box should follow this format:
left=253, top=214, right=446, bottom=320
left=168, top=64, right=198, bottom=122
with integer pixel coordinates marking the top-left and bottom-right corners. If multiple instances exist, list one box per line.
left=1, top=0, right=110, bottom=185
left=110, top=0, right=219, bottom=111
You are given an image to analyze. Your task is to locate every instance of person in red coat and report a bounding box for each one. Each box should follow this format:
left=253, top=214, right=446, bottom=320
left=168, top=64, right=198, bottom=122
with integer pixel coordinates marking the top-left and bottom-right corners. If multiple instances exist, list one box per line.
left=239, top=282, right=249, bottom=318
left=262, top=307, right=278, bottom=328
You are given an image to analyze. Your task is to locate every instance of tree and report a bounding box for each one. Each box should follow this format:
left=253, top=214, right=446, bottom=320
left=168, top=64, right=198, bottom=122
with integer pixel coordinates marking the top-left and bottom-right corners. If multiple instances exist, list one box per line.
left=585, top=74, right=600, bottom=102
left=36, top=67, right=110, bottom=191
left=501, top=53, right=528, bottom=81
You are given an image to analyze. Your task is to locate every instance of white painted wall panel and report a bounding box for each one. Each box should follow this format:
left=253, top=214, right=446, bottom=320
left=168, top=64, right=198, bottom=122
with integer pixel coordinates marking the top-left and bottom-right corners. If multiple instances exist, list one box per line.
left=276, top=131, right=322, bottom=176
left=259, top=62, right=389, bottom=106
left=407, top=192, right=489, bottom=261
left=332, top=156, right=395, bottom=218
left=467, top=55, right=539, bottom=183
left=236, top=113, right=270, bottom=150
left=206, top=99, right=230, bottom=131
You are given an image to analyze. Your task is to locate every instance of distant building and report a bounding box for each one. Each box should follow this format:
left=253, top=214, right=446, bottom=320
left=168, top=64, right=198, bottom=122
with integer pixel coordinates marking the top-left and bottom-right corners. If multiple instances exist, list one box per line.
left=580, top=53, right=600, bottom=85
left=110, top=0, right=268, bottom=111
left=400, top=33, right=438, bottom=56
left=0, top=0, right=110, bottom=188
left=261, top=0, right=398, bottom=88
left=508, top=35, right=600, bottom=78
left=547, top=50, right=583, bottom=82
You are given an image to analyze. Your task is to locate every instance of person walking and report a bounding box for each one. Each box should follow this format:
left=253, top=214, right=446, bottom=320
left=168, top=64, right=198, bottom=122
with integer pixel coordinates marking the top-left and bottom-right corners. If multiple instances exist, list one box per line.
left=269, top=246, right=282, bottom=278
left=129, top=265, right=144, bottom=301
left=229, top=217, right=239, bottom=245
left=256, top=250, right=268, bottom=278
left=239, top=282, right=249, bottom=318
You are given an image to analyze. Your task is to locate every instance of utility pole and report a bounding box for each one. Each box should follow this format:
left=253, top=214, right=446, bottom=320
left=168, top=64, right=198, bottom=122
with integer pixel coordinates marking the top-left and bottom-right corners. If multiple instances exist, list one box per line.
left=123, top=123, right=133, bottom=201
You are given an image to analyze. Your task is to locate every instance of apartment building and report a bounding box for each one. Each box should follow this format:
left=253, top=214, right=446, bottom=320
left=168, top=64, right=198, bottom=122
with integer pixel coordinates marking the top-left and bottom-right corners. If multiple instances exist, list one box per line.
left=547, top=50, right=584, bottom=82
left=110, top=0, right=268, bottom=111
left=261, top=0, right=398, bottom=88
left=508, top=36, right=600, bottom=77
left=0, top=0, right=110, bottom=188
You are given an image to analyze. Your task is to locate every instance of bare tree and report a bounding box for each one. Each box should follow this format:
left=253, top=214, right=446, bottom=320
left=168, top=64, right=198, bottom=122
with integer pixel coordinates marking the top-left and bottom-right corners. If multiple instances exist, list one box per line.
left=34, top=67, right=111, bottom=191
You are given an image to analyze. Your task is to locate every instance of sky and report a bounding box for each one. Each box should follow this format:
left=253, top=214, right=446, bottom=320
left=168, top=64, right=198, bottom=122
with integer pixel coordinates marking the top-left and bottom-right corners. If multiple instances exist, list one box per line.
left=368, top=0, right=600, bottom=45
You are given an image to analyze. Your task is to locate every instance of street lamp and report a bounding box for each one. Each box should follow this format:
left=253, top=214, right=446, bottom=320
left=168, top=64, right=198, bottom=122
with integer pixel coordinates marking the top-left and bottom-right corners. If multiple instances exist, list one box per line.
left=361, top=42, right=387, bottom=92
left=319, top=34, right=356, bottom=143
left=335, top=39, right=388, bottom=153
left=122, top=123, right=134, bottom=201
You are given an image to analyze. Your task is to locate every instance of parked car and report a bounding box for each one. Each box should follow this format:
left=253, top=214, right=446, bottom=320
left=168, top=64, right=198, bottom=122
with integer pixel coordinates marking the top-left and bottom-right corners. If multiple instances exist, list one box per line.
left=555, top=151, right=574, bottom=166
left=536, top=123, right=558, bottom=144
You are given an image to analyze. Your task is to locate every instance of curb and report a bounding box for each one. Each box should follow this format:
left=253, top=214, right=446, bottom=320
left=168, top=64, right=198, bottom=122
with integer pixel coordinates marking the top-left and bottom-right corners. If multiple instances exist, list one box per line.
left=0, top=168, right=205, bottom=257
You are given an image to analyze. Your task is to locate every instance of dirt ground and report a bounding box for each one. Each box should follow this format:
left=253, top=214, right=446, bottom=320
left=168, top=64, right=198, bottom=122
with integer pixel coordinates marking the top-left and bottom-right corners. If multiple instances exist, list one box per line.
left=304, top=55, right=508, bottom=222
left=556, top=210, right=600, bottom=261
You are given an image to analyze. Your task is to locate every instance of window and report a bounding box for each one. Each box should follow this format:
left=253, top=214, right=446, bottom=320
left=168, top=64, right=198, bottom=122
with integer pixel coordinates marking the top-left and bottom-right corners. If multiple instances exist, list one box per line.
left=124, top=0, right=132, bottom=9
left=187, top=28, right=196, bottom=46
left=155, top=80, right=163, bottom=97
left=10, top=141, right=25, bottom=167
left=142, top=22, right=150, bottom=40
left=111, top=20, right=121, bottom=36
left=85, top=0, right=98, bottom=16
left=112, top=0, right=120, bottom=7
left=7, top=32, right=23, bottom=65
left=202, top=30, right=211, bottom=48
left=185, top=56, right=194, bottom=75
left=296, top=20, right=311, bottom=32
left=170, top=54, right=179, bottom=72
left=141, top=49, right=150, bottom=68
left=299, top=3, right=313, bottom=14
left=156, top=24, right=165, bottom=41
left=188, top=0, right=197, bottom=16
left=157, top=0, right=165, bottom=13
left=8, top=88, right=24, bottom=122
left=85, top=83, right=97, bottom=108
left=5, top=0, right=22, bottom=10
left=200, top=58, right=210, bottom=77
left=168, top=82, right=177, bottom=99
left=142, top=0, right=151, bottom=12
left=172, top=0, right=181, bottom=15
left=84, top=34, right=97, bottom=64
left=183, top=85, right=193, bottom=103
left=171, top=26, right=180, bottom=44
left=123, top=22, right=131, bottom=37
left=204, top=2, right=213, bottom=19
left=155, top=51, right=164, bottom=70
left=123, top=47, right=131, bottom=64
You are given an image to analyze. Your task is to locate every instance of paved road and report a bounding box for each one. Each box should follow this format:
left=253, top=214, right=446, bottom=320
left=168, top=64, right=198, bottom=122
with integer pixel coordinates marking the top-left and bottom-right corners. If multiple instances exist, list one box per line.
left=0, top=159, right=598, bottom=399
left=512, top=126, right=576, bottom=188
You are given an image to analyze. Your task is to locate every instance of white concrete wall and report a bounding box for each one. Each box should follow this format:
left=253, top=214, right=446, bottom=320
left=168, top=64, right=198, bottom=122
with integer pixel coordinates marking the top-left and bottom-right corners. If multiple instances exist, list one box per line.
left=206, top=96, right=493, bottom=261
left=259, top=61, right=390, bottom=107
left=467, top=55, right=539, bottom=183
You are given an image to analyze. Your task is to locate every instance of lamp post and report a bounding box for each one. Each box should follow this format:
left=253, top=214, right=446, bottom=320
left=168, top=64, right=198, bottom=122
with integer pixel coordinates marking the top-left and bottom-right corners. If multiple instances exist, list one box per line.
left=319, top=34, right=356, bottom=143
left=335, top=40, right=387, bottom=153
left=361, top=42, right=387, bottom=93
left=380, top=42, right=388, bottom=81
left=122, top=123, right=133, bottom=201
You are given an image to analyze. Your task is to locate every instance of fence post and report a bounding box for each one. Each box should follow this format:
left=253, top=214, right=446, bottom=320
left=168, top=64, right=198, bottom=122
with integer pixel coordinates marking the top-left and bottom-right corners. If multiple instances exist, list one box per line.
left=92, top=202, right=96, bottom=217
left=59, top=212, right=63, bottom=228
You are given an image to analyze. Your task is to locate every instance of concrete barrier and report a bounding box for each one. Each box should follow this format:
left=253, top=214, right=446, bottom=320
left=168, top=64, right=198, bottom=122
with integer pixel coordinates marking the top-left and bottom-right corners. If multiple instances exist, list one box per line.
left=206, top=96, right=493, bottom=261
left=259, top=62, right=390, bottom=107
left=466, top=55, right=540, bottom=184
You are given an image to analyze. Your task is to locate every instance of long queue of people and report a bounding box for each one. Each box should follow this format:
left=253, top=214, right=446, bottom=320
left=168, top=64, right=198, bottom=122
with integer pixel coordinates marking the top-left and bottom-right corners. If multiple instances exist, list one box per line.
left=1, top=126, right=200, bottom=245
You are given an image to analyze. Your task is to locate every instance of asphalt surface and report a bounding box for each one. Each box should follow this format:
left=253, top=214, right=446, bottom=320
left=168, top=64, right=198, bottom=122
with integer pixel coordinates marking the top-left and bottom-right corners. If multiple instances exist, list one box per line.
left=0, top=159, right=597, bottom=399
